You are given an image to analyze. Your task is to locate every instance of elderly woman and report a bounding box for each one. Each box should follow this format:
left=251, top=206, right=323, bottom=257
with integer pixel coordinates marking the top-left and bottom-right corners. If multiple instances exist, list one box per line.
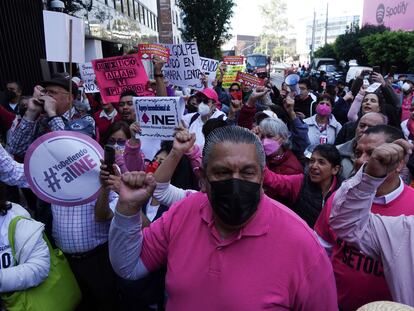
left=259, top=117, right=303, bottom=176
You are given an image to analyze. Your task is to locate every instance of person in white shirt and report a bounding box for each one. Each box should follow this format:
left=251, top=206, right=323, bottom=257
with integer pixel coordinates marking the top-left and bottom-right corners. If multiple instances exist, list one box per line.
left=181, top=88, right=226, bottom=149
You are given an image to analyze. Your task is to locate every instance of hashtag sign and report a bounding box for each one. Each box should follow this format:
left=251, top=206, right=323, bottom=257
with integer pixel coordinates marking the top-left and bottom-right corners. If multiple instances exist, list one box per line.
left=43, top=168, right=61, bottom=193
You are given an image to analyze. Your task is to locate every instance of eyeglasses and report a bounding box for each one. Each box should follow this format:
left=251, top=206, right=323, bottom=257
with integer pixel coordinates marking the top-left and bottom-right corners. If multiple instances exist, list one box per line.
left=44, top=88, right=70, bottom=96
left=229, top=88, right=240, bottom=92
left=119, top=101, right=133, bottom=107
left=107, top=138, right=126, bottom=146
left=196, top=96, right=213, bottom=104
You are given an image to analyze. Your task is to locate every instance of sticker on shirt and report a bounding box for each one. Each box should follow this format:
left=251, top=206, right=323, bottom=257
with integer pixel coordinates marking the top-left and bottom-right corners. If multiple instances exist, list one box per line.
left=24, top=131, right=103, bottom=206
left=319, top=134, right=328, bottom=144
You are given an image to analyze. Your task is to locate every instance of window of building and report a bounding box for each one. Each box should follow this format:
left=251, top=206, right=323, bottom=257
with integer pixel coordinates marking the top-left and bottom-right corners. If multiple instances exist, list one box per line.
left=115, top=0, right=122, bottom=12
left=146, top=9, right=150, bottom=27
left=138, top=4, right=143, bottom=23
left=153, top=14, right=157, bottom=31
left=122, top=0, right=128, bottom=15
left=128, top=0, right=134, bottom=18
left=175, top=12, right=178, bottom=26
left=141, top=6, right=146, bottom=25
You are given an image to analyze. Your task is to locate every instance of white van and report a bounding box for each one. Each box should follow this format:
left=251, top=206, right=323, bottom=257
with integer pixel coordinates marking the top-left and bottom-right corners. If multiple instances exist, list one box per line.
left=346, top=66, right=372, bottom=84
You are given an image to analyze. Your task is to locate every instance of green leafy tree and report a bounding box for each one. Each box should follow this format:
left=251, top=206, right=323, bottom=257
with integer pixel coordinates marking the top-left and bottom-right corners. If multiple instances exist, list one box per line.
left=360, top=31, right=414, bottom=72
left=177, top=0, right=235, bottom=59
left=333, top=23, right=389, bottom=64
left=314, top=43, right=336, bottom=58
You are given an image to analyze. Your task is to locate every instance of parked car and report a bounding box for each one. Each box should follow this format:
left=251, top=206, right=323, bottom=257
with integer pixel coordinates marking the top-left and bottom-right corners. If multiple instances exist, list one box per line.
left=317, top=64, right=344, bottom=81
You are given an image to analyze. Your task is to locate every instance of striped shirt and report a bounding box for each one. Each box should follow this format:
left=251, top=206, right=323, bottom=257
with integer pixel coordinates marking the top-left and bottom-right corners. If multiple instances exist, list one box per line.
left=0, top=144, right=28, bottom=187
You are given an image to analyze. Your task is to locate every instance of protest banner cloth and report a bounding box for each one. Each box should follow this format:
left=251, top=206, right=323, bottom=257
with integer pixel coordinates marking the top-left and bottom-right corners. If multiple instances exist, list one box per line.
left=222, top=64, right=245, bottom=89
left=24, top=131, right=103, bottom=206
left=43, top=11, right=85, bottom=64
left=138, top=43, right=170, bottom=61
left=92, top=54, right=151, bottom=103
left=190, top=57, right=219, bottom=90
left=223, top=56, right=244, bottom=65
left=134, top=97, right=183, bottom=140
left=162, top=42, right=202, bottom=88
left=236, top=71, right=265, bottom=88
left=80, top=62, right=99, bottom=93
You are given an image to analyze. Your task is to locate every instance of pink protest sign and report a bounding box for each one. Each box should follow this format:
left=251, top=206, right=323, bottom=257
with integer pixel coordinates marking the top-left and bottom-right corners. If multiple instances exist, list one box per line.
left=92, top=54, right=150, bottom=103
left=24, top=131, right=104, bottom=206
left=236, top=71, right=265, bottom=88
left=362, top=0, right=414, bottom=31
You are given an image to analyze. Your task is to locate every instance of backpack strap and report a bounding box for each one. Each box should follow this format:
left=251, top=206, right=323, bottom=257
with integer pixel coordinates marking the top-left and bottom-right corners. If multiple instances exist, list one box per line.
left=188, top=113, right=200, bottom=128
left=8, top=216, right=52, bottom=265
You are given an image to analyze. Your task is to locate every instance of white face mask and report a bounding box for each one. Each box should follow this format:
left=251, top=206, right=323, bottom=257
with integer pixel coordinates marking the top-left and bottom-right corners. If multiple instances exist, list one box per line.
left=402, top=82, right=412, bottom=92
left=198, top=102, right=210, bottom=116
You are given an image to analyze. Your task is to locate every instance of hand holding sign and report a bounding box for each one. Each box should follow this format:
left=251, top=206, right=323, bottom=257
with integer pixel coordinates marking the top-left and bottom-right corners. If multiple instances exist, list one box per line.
left=153, top=55, right=166, bottom=75
left=117, top=172, right=156, bottom=216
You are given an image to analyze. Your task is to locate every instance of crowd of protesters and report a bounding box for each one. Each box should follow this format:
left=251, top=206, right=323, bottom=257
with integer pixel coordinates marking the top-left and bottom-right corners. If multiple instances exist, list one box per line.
left=1, top=53, right=414, bottom=311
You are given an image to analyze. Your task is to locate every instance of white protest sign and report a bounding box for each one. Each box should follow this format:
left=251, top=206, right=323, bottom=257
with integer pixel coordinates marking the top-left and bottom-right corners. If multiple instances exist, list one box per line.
left=80, top=62, right=100, bottom=93
left=162, top=42, right=202, bottom=88
left=134, top=97, right=184, bottom=140
left=43, top=11, right=85, bottom=63
left=190, top=57, right=219, bottom=90
left=366, top=82, right=381, bottom=93
left=24, top=131, right=103, bottom=206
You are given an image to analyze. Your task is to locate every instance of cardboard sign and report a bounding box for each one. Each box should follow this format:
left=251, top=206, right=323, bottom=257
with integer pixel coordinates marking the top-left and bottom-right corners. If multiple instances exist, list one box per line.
left=80, top=62, right=99, bottom=93
left=24, top=131, right=103, bottom=206
left=162, top=42, right=202, bottom=88
left=223, top=56, right=244, bottom=65
left=92, top=54, right=150, bottom=103
left=138, top=43, right=170, bottom=61
left=189, top=57, right=220, bottom=90
left=43, top=11, right=85, bottom=63
left=135, top=97, right=183, bottom=140
left=222, top=65, right=245, bottom=88
left=236, top=71, right=265, bottom=88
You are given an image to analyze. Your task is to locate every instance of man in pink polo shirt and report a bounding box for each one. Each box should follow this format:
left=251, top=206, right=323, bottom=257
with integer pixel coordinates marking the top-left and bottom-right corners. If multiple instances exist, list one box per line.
left=109, top=126, right=337, bottom=310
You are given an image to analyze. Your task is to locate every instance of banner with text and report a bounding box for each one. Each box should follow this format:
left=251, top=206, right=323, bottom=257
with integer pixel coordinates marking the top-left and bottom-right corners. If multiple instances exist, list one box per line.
left=80, top=62, right=99, bottom=93
left=135, top=97, right=183, bottom=140
left=236, top=71, right=265, bottom=88
left=223, top=56, right=244, bottom=65
left=24, top=131, right=103, bottom=206
left=162, top=42, right=202, bottom=88
left=92, top=54, right=150, bottom=103
left=190, top=57, right=220, bottom=90
left=138, top=43, right=170, bottom=61
left=222, top=65, right=245, bottom=89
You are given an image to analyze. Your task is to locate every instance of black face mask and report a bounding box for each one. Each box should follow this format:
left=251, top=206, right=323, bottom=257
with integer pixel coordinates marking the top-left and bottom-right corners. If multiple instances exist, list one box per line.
left=5, top=90, right=17, bottom=102
left=209, top=178, right=261, bottom=227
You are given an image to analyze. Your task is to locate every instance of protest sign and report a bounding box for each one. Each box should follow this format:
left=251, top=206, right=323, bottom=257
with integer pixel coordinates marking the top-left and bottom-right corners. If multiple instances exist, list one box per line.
left=366, top=82, right=381, bottom=93
left=222, top=64, right=245, bottom=89
left=135, top=97, right=183, bottom=140
left=24, top=131, right=103, bottom=206
left=189, top=57, right=219, bottom=90
left=43, top=11, right=85, bottom=63
left=236, top=71, right=265, bottom=88
left=162, top=42, right=202, bottom=88
left=138, top=43, right=170, bottom=61
left=80, top=62, right=99, bottom=93
left=92, top=54, right=150, bottom=103
left=223, top=56, right=244, bottom=65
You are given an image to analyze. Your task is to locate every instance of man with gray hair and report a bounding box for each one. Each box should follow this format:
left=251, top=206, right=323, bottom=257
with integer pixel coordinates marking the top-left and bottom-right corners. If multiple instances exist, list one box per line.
left=337, top=112, right=388, bottom=180
left=109, top=126, right=337, bottom=310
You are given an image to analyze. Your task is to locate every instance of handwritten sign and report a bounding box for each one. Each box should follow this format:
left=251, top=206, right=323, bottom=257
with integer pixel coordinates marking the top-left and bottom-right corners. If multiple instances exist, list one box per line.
left=236, top=71, right=265, bottom=88
left=190, top=57, right=219, bottom=90
left=24, top=131, right=103, bottom=206
left=223, top=56, right=244, bottom=65
left=80, top=62, right=99, bottom=93
left=222, top=65, right=245, bottom=88
left=162, top=42, right=202, bottom=88
left=92, top=54, right=149, bottom=103
left=138, top=43, right=170, bottom=61
left=366, top=82, right=381, bottom=93
left=135, top=97, right=183, bottom=140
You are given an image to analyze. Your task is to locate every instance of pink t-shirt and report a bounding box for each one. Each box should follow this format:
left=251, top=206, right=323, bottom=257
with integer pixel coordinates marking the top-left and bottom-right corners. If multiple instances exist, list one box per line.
left=141, top=192, right=337, bottom=310
left=401, top=94, right=414, bottom=122
left=315, top=185, right=414, bottom=311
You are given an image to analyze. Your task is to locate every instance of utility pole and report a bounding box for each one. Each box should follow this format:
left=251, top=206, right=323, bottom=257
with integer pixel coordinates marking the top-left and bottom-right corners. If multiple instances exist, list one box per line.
left=311, top=9, right=316, bottom=60
left=324, top=2, right=329, bottom=45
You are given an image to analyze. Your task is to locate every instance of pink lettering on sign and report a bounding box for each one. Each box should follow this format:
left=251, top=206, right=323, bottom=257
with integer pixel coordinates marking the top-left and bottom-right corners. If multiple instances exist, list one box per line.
left=92, top=54, right=150, bottom=104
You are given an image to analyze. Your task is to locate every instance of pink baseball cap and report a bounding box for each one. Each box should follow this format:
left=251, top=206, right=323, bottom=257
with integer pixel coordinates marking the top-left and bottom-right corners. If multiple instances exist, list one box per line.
left=196, top=88, right=219, bottom=104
